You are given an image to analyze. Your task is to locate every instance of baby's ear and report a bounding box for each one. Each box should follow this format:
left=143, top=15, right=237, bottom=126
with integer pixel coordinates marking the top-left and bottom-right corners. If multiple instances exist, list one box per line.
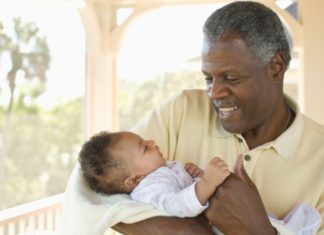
left=124, top=175, right=144, bottom=190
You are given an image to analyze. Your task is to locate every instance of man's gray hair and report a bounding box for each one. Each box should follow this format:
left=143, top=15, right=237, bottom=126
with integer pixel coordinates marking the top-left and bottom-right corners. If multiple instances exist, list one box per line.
left=203, top=1, right=291, bottom=67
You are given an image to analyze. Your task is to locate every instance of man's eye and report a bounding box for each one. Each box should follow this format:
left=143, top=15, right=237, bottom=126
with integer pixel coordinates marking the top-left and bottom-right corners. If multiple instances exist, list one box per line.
left=205, top=76, right=213, bottom=84
left=224, top=75, right=239, bottom=81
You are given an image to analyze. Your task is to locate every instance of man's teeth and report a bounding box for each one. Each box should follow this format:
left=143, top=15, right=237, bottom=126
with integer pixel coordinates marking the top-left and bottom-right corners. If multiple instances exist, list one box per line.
left=219, top=106, right=237, bottom=112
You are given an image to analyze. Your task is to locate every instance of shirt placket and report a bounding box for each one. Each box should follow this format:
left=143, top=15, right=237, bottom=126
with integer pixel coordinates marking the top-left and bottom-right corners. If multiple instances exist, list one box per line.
left=234, top=135, right=270, bottom=175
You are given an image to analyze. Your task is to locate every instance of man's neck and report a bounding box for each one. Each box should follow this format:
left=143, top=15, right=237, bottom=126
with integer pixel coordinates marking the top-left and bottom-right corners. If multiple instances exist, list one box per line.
left=242, top=108, right=295, bottom=150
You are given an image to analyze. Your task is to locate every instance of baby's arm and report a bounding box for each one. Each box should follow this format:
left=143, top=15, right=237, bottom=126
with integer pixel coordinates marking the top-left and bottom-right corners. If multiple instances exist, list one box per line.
left=131, top=159, right=229, bottom=218
left=195, top=157, right=230, bottom=205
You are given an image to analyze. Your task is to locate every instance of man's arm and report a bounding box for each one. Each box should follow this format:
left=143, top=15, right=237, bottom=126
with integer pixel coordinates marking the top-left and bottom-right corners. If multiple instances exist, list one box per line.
left=205, top=157, right=277, bottom=235
left=113, top=215, right=214, bottom=235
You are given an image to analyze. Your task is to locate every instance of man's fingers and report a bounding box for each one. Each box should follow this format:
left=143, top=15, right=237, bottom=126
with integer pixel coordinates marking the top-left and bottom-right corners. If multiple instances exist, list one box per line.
left=234, top=154, right=244, bottom=177
left=239, top=163, right=250, bottom=184
left=234, top=155, right=256, bottom=189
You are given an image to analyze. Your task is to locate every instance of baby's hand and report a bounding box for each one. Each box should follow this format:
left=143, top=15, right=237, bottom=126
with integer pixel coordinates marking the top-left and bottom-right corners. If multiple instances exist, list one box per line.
left=184, top=162, right=204, bottom=178
left=203, top=157, right=230, bottom=188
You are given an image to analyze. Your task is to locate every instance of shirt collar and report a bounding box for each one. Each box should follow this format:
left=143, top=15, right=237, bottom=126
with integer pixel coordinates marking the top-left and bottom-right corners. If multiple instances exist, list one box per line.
left=272, top=95, right=304, bottom=160
left=213, top=95, right=304, bottom=160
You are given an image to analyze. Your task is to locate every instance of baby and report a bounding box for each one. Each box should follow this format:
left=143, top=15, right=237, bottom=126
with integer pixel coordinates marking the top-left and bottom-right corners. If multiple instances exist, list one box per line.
left=79, top=131, right=321, bottom=234
left=79, top=131, right=229, bottom=217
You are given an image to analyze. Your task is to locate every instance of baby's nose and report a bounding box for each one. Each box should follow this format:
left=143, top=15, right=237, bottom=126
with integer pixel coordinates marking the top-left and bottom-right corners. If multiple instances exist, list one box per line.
left=148, top=140, right=156, bottom=147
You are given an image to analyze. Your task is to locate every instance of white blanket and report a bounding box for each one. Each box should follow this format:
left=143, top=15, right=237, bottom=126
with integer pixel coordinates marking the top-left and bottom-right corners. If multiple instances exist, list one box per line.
left=58, top=164, right=168, bottom=235
left=58, top=163, right=312, bottom=235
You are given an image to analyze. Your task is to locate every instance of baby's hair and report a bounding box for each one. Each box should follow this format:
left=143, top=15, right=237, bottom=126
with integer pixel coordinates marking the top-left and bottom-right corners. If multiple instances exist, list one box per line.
left=79, top=131, right=129, bottom=194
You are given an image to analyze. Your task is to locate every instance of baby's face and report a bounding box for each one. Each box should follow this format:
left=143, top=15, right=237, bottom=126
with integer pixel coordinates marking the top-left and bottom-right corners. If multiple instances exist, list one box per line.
left=114, top=132, right=166, bottom=176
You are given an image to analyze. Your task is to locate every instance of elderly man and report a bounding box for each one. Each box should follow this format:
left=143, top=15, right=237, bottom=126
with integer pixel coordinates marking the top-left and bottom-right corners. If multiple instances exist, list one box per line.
left=60, top=1, right=324, bottom=235
left=114, top=1, right=324, bottom=235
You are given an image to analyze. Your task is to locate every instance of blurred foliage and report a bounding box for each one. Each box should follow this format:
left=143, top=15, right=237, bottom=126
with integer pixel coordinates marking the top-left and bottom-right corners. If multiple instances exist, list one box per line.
left=0, top=98, right=83, bottom=209
left=0, top=17, right=50, bottom=114
left=0, top=18, right=83, bottom=210
left=118, top=70, right=206, bottom=130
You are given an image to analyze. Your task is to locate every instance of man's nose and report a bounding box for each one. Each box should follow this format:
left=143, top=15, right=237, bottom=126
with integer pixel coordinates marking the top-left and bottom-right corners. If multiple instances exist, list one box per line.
left=207, top=78, right=230, bottom=100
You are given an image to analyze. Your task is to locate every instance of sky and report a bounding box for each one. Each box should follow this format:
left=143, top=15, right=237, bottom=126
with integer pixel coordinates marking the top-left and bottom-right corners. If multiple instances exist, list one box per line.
left=0, top=0, right=85, bottom=108
left=0, top=0, right=222, bottom=109
left=0, top=0, right=227, bottom=108
left=116, top=1, right=296, bottom=82
left=0, top=0, right=222, bottom=108
left=117, top=3, right=221, bottom=81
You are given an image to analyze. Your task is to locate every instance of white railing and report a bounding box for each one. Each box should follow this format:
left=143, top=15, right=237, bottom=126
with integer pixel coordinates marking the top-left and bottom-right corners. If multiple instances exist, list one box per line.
left=0, top=194, right=64, bottom=235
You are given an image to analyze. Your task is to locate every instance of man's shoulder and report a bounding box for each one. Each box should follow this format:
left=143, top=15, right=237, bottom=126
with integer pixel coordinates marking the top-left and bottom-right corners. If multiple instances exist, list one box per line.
left=178, top=89, right=208, bottom=100
left=159, top=89, right=211, bottom=114
left=168, top=89, right=210, bottom=107
left=303, top=114, right=324, bottom=137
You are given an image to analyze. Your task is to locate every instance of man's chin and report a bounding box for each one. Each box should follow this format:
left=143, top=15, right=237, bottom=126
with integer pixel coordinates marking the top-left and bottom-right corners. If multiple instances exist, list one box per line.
left=221, top=121, right=241, bottom=134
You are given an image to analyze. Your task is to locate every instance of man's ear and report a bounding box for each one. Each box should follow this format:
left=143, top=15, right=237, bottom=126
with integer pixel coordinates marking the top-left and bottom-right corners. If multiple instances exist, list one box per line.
left=269, top=52, right=286, bottom=84
left=124, top=175, right=144, bottom=190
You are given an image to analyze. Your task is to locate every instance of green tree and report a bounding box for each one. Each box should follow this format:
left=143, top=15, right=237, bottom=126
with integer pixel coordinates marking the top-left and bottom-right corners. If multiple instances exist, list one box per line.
left=0, top=18, right=55, bottom=210
left=0, top=17, right=84, bottom=210
left=0, top=97, right=83, bottom=209
left=0, top=17, right=50, bottom=114
left=0, top=18, right=50, bottom=209
left=118, top=70, right=205, bottom=130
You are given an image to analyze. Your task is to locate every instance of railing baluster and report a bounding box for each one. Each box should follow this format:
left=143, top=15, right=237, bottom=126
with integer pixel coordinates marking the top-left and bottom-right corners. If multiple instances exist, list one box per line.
left=8, top=223, right=14, bottom=235
left=45, top=209, right=53, bottom=230
left=29, top=216, right=35, bottom=235
left=54, top=207, right=61, bottom=230
left=4, top=225, right=8, bottom=235
left=37, top=212, right=44, bottom=232
left=18, top=219, right=25, bottom=235
left=0, top=194, right=63, bottom=235
left=3, top=224, right=7, bottom=235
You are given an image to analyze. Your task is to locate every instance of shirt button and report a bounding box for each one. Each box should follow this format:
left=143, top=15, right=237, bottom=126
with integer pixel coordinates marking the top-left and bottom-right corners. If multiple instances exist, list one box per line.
left=237, top=138, right=243, bottom=143
left=244, top=154, right=251, bottom=161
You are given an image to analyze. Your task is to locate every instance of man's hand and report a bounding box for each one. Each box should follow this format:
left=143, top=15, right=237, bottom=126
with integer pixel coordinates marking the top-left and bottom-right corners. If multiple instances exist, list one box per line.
left=205, top=155, right=277, bottom=235
left=113, top=214, right=214, bottom=235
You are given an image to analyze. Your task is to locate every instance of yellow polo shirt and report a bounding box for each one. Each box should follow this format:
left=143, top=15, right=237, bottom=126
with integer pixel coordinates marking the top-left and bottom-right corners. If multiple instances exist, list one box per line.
left=133, top=89, right=324, bottom=234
